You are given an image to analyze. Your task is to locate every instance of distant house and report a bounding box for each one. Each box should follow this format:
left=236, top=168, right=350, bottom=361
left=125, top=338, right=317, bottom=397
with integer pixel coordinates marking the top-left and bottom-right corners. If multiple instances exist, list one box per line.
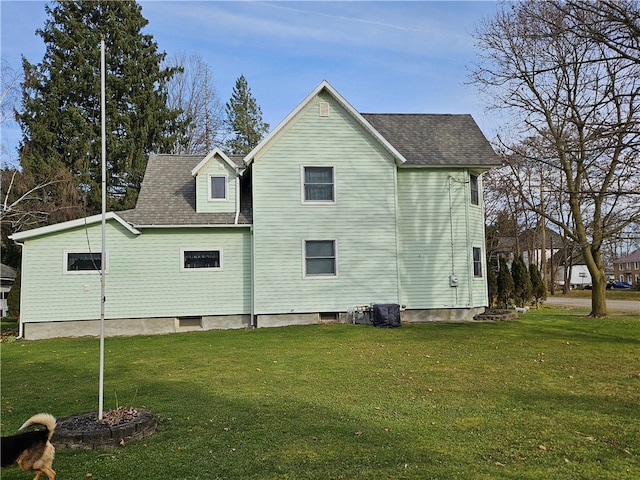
left=9, top=81, right=501, bottom=339
left=490, top=227, right=564, bottom=272
left=0, top=263, right=17, bottom=317
left=613, top=250, right=640, bottom=286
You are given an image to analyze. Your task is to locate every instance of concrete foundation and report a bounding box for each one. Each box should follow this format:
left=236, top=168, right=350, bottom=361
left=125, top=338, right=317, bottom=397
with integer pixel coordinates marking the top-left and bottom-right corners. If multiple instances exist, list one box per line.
left=401, top=307, right=486, bottom=323
left=21, top=308, right=486, bottom=340
left=22, top=314, right=251, bottom=340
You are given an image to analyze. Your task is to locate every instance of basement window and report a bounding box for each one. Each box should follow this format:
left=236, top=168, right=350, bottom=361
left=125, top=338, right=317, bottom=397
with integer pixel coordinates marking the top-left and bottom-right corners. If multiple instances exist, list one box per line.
left=178, top=316, right=202, bottom=329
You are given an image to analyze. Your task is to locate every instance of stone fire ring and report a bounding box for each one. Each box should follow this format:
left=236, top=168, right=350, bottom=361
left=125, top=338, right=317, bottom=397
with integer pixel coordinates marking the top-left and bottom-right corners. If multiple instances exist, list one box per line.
left=52, top=409, right=157, bottom=449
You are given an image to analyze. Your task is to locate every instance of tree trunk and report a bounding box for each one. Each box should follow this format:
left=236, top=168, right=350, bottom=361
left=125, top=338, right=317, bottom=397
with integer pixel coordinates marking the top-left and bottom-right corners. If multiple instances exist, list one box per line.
left=582, top=246, right=608, bottom=317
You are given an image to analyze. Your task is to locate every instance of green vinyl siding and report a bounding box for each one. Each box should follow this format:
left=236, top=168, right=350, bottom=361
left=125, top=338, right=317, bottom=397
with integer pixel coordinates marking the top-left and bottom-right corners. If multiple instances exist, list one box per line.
left=19, top=221, right=251, bottom=323
left=397, top=169, right=488, bottom=309
left=194, top=158, right=237, bottom=214
left=252, top=92, right=400, bottom=314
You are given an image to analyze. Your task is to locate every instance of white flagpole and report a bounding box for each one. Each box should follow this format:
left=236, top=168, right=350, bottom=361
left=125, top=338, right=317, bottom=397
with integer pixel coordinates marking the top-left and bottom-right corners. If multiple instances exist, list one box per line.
left=99, top=37, right=106, bottom=421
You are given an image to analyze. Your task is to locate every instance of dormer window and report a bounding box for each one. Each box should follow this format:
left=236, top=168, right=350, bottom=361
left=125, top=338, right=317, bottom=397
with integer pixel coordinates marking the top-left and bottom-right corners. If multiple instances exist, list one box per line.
left=208, top=174, right=227, bottom=201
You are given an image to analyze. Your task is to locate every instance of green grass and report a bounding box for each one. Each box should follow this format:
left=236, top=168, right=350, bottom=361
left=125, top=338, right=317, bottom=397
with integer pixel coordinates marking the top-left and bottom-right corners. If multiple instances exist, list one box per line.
left=2, top=308, right=639, bottom=479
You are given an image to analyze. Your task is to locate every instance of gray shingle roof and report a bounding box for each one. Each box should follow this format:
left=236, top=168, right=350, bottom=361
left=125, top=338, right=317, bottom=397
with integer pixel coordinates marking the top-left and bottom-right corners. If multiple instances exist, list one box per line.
left=118, top=154, right=251, bottom=227
left=120, top=114, right=499, bottom=227
left=362, top=114, right=501, bottom=167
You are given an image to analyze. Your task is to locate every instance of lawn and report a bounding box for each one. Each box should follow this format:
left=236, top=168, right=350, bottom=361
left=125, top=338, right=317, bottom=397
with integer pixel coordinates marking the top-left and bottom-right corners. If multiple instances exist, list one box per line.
left=1, top=307, right=638, bottom=480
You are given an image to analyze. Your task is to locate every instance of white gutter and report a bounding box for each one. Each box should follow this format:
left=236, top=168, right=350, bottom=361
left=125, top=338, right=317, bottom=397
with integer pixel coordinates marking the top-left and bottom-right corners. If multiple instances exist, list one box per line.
left=132, top=223, right=251, bottom=229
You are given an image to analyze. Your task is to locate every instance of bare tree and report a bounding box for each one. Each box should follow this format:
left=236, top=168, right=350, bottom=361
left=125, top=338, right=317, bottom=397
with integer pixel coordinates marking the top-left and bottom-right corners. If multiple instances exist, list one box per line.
left=1, top=59, right=21, bottom=168
left=165, top=53, right=225, bottom=154
left=470, top=0, right=640, bottom=317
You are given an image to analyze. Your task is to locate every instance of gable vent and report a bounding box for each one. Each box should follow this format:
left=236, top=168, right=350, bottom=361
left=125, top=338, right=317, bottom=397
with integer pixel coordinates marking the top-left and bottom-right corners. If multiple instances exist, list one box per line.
left=319, top=102, right=329, bottom=117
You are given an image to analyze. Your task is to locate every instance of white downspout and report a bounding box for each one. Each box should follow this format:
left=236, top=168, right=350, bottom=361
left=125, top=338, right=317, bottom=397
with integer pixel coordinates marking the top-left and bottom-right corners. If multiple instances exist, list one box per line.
left=234, top=167, right=241, bottom=225
left=15, top=241, right=24, bottom=339
left=250, top=226, right=256, bottom=328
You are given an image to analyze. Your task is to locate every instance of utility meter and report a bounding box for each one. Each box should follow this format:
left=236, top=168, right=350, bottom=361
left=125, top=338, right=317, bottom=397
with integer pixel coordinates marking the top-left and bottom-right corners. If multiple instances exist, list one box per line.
left=449, top=274, right=459, bottom=287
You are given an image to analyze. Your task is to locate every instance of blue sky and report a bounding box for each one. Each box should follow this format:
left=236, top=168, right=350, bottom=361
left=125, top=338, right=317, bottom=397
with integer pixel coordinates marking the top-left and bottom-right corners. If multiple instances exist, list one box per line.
left=1, top=1, right=502, bottom=164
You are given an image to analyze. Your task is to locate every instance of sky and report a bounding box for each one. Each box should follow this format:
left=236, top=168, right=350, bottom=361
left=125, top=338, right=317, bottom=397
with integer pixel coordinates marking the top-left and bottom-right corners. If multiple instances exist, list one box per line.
left=1, top=0, right=503, bottom=165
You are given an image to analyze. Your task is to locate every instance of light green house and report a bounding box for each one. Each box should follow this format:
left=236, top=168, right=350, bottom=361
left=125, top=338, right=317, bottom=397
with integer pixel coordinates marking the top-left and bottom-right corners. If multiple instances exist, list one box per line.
left=10, top=81, right=500, bottom=339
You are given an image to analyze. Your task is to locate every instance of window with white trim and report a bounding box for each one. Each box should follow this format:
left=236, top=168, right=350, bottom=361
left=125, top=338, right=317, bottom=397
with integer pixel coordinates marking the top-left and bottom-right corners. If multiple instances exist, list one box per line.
left=208, top=174, right=227, bottom=201
left=65, top=251, right=106, bottom=274
left=181, top=249, right=222, bottom=271
left=470, top=174, right=479, bottom=206
left=304, top=240, right=336, bottom=277
left=473, top=247, right=483, bottom=278
left=303, top=166, right=335, bottom=203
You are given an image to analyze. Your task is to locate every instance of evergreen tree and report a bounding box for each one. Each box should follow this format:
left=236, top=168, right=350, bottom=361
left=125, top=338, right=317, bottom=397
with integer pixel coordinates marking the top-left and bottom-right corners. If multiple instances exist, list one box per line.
left=224, top=74, right=269, bottom=155
left=17, top=0, right=185, bottom=217
left=7, top=270, right=20, bottom=320
left=511, top=255, right=533, bottom=308
left=487, top=267, right=498, bottom=309
left=529, top=263, right=547, bottom=308
left=496, top=256, right=514, bottom=309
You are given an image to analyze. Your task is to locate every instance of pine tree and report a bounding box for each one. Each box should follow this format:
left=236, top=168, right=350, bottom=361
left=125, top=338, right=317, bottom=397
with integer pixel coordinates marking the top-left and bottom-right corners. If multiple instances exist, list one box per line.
left=529, top=263, right=547, bottom=308
left=497, top=256, right=514, bottom=309
left=17, top=0, right=186, bottom=217
left=487, top=267, right=498, bottom=309
left=511, top=255, right=533, bottom=308
left=224, top=75, right=269, bottom=155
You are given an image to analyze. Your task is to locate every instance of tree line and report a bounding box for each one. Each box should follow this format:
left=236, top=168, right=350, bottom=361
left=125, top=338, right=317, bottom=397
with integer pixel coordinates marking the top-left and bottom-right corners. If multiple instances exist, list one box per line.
left=1, top=1, right=268, bottom=267
left=487, top=256, right=547, bottom=311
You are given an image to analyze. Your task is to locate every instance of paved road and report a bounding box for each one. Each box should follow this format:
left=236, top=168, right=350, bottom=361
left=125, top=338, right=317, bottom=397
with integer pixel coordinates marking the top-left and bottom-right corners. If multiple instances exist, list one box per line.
left=544, top=295, right=639, bottom=314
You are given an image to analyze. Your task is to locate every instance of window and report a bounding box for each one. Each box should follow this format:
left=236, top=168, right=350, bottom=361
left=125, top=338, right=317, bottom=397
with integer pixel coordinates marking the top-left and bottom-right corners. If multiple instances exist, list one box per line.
left=65, top=251, right=105, bottom=273
left=304, top=240, right=336, bottom=277
left=470, top=174, right=479, bottom=206
left=182, top=249, right=222, bottom=271
left=208, top=174, right=227, bottom=201
left=473, top=247, right=483, bottom=278
left=303, top=166, right=334, bottom=202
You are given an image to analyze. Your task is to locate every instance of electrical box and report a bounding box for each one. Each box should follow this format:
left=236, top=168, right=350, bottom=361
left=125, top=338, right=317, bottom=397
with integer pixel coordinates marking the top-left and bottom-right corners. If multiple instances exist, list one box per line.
left=449, top=274, right=459, bottom=287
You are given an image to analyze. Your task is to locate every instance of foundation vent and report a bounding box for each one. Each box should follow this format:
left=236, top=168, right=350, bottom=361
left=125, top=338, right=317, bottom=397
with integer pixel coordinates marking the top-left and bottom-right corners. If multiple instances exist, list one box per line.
left=319, top=102, right=329, bottom=117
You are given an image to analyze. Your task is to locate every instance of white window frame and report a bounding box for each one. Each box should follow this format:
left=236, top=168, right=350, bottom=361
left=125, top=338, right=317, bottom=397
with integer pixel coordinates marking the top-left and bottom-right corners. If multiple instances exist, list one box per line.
left=472, top=246, right=483, bottom=278
left=180, top=248, right=223, bottom=272
left=470, top=173, right=480, bottom=206
left=303, top=239, right=338, bottom=278
left=64, top=250, right=109, bottom=275
left=301, top=165, right=336, bottom=204
left=208, top=173, right=228, bottom=201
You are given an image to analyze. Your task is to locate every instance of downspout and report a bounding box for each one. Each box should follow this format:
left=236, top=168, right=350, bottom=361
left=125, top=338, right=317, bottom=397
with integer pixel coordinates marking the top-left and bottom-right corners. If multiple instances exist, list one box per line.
left=465, top=172, right=474, bottom=308
left=234, top=167, right=241, bottom=225
left=250, top=226, right=256, bottom=328
left=447, top=176, right=459, bottom=306
left=393, top=165, right=402, bottom=307
left=15, top=240, right=24, bottom=339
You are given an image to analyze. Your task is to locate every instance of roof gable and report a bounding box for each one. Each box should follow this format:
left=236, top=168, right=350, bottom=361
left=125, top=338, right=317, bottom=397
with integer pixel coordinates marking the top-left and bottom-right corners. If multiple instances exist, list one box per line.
left=244, top=80, right=407, bottom=167
left=191, top=147, right=240, bottom=177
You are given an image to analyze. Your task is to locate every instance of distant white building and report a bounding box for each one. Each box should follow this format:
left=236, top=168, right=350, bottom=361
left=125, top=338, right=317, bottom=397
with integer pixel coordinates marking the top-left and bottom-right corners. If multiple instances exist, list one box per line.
left=0, top=263, right=17, bottom=317
left=554, top=264, right=592, bottom=289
